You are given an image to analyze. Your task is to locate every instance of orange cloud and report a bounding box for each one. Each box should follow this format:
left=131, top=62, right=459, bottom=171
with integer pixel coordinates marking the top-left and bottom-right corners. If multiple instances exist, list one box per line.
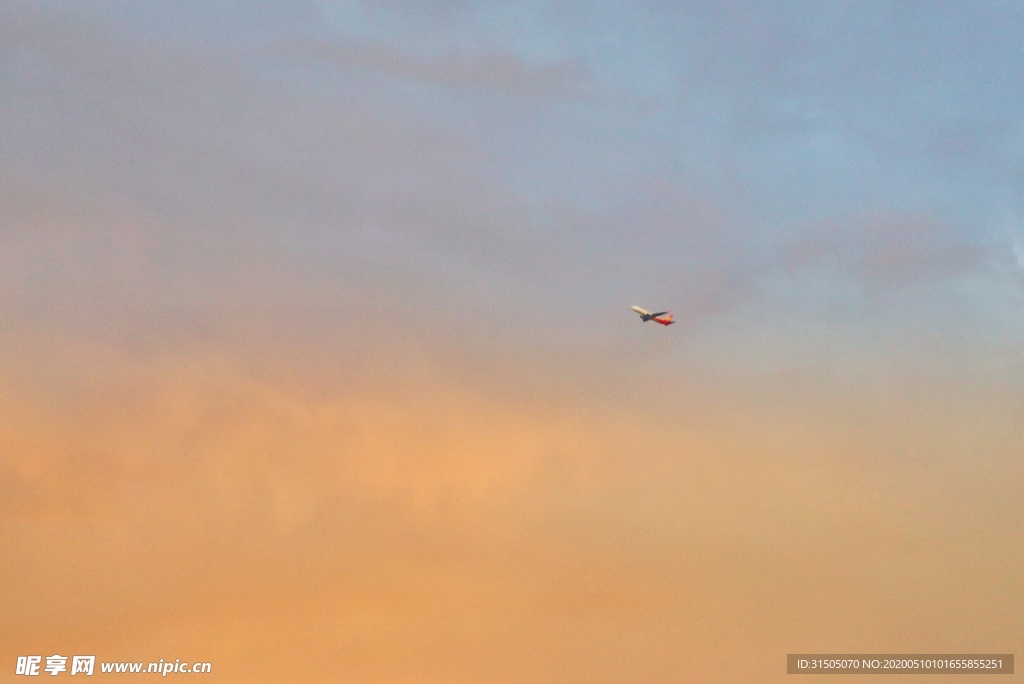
left=2, top=321, right=1020, bottom=681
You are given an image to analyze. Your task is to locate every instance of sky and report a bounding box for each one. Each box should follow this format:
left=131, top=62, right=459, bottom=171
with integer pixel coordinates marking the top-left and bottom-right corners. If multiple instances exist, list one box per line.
left=1, top=1, right=1022, bottom=681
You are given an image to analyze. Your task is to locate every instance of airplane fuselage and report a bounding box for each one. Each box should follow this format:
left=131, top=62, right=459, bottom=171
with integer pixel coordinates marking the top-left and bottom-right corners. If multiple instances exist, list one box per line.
left=631, top=305, right=674, bottom=326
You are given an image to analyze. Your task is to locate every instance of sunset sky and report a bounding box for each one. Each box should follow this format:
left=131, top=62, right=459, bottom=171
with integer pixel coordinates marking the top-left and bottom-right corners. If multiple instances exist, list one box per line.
left=2, top=1, right=1022, bottom=681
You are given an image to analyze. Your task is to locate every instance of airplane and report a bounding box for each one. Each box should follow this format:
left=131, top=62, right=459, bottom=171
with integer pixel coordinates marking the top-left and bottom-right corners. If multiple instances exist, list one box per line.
left=631, top=305, right=674, bottom=326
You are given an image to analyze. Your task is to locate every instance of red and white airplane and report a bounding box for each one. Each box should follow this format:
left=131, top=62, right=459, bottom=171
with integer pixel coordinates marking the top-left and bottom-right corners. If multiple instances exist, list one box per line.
left=631, top=305, right=674, bottom=326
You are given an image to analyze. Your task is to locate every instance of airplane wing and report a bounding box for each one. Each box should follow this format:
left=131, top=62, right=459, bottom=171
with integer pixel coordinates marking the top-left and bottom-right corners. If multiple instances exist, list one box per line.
left=649, top=311, right=668, bottom=317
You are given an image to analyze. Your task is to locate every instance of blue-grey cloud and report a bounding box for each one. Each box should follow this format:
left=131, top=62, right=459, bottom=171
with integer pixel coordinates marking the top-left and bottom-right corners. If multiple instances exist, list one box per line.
left=1, top=0, right=1021, bottom=346
left=276, top=39, right=588, bottom=100
left=786, top=212, right=990, bottom=292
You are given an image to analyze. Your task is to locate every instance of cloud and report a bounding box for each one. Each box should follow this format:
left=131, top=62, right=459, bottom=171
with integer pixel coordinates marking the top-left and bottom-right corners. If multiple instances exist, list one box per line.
left=2, top=320, right=1021, bottom=681
left=0, top=5, right=541, bottom=317
left=0, top=326, right=613, bottom=527
left=785, top=212, right=989, bottom=292
left=278, top=38, right=588, bottom=100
